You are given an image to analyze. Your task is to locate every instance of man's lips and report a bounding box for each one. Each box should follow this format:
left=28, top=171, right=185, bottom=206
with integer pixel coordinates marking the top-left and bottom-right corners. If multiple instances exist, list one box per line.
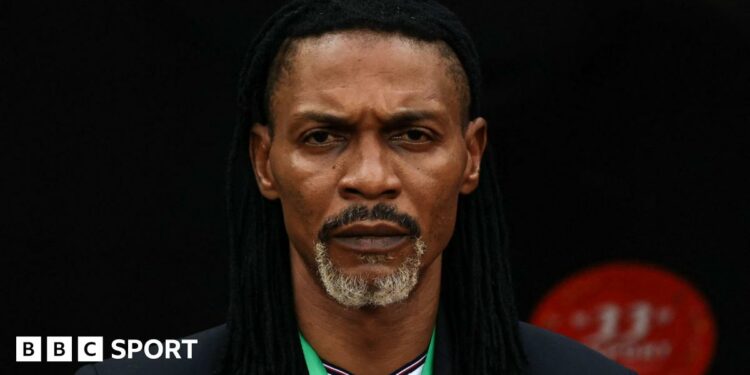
left=329, top=235, right=410, bottom=253
left=329, top=222, right=410, bottom=253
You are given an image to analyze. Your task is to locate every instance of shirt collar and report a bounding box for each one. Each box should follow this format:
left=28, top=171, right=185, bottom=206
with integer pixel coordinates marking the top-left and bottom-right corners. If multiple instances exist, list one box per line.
left=299, top=329, right=436, bottom=375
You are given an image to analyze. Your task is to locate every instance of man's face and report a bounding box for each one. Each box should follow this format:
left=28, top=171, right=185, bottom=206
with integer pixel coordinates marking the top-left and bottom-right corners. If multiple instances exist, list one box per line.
left=251, top=31, right=486, bottom=307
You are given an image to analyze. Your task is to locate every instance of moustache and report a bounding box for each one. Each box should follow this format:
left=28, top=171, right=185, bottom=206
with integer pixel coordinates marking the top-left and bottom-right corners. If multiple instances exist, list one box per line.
left=317, top=203, right=421, bottom=243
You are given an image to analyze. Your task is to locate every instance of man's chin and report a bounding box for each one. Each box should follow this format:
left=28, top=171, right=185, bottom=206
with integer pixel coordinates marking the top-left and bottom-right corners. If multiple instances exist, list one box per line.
left=339, top=263, right=403, bottom=279
left=314, top=241, right=426, bottom=308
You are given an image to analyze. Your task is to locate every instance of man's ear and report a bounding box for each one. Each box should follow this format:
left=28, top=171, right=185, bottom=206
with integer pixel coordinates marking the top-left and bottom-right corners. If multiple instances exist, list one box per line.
left=460, top=117, right=488, bottom=194
left=249, top=123, right=280, bottom=200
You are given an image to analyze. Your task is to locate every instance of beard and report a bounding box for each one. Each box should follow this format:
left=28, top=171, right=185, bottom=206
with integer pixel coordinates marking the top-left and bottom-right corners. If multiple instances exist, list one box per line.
left=313, top=237, right=426, bottom=308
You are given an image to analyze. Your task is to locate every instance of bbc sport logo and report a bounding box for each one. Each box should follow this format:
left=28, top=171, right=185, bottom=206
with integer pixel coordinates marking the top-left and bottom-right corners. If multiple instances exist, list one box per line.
left=16, top=336, right=198, bottom=362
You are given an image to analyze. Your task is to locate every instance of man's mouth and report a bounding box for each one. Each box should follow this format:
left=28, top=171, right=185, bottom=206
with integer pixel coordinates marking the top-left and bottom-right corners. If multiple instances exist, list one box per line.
left=329, top=222, right=410, bottom=253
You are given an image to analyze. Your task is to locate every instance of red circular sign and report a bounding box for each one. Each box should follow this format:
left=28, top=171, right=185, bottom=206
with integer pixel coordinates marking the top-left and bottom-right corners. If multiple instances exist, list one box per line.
left=530, top=262, right=716, bottom=375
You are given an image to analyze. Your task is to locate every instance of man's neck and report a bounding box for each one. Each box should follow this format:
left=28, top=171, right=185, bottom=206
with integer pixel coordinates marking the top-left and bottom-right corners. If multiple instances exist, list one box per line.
left=291, top=248, right=441, bottom=375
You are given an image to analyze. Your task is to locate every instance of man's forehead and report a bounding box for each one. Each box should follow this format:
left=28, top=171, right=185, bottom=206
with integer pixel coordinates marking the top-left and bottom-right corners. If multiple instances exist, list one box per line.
left=269, top=30, right=469, bottom=125
left=285, top=31, right=454, bottom=84
left=294, top=29, right=438, bottom=51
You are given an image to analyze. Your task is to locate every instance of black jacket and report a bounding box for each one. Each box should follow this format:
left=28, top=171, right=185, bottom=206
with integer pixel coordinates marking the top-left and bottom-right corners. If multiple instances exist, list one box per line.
left=76, top=319, right=635, bottom=375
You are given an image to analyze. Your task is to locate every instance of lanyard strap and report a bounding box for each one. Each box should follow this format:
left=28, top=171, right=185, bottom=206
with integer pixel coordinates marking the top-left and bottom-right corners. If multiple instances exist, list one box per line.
left=299, top=329, right=436, bottom=375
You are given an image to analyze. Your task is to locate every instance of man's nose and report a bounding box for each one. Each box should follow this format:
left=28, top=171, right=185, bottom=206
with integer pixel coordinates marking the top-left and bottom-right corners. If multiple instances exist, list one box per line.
left=338, top=136, right=401, bottom=201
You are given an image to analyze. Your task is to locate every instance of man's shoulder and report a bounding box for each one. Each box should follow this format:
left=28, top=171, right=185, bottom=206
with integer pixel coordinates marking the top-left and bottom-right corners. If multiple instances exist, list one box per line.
left=75, top=325, right=228, bottom=375
left=518, top=322, right=636, bottom=375
left=77, top=322, right=635, bottom=375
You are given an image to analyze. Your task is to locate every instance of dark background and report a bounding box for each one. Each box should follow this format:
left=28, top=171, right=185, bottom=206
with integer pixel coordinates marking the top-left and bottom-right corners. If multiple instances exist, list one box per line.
left=4, top=0, right=748, bottom=373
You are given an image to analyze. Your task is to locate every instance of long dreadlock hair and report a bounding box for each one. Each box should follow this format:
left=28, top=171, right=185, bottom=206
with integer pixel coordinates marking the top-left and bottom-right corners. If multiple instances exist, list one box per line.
left=223, top=1, right=525, bottom=374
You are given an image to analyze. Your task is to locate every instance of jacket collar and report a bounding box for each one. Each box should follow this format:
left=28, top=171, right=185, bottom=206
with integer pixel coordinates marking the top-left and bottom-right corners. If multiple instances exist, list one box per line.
left=433, top=307, right=453, bottom=375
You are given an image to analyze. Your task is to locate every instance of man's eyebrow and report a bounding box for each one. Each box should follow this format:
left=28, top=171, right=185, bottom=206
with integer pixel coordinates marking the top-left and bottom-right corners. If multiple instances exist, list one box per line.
left=290, top=109, right=442, bottom=127
left=383, top=110, right=441, bottom=126
left=292, top=111, right=351, bottom=126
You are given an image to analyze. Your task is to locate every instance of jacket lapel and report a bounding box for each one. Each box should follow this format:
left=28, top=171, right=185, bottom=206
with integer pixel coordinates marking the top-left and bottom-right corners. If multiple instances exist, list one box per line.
left=433, top=308, right=452, bottom=375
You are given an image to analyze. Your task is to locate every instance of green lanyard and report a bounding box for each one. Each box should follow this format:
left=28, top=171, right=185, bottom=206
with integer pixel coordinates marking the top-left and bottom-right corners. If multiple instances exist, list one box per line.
left=299, top=329, right=436, bottom=375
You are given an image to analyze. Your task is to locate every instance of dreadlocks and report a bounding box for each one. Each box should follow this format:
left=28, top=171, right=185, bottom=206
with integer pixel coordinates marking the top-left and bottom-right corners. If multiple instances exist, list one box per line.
left=224, top=0, right=525, bottom=374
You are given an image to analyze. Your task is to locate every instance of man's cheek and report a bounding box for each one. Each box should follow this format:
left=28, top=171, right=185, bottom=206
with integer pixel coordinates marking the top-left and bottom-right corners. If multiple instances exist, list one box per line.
left=426, top=197, right=459, bottom=248
left=277, top=177, right=319, bottom=220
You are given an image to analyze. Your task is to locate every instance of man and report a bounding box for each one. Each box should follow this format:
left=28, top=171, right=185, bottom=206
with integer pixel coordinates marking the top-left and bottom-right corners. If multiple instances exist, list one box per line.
left=78, top=0, right=635, bottom=374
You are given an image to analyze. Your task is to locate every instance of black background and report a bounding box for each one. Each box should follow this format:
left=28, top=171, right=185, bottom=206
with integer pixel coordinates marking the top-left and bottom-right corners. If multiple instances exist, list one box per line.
left=4, top=0, right=748, bottom=374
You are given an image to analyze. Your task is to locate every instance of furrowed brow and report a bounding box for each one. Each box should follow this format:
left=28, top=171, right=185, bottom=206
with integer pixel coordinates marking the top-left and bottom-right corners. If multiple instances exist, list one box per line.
left=290, top=109, right=443, bottom=130
left=292, top=110, right=352, bottom=127
left=384, top=110, right=441, bottom=127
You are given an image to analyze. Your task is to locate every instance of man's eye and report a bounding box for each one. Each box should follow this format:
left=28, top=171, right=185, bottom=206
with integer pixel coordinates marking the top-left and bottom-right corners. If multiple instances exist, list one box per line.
left=393, top=129, right=432, bottom=143
left=303, top=130, right=341, bottom=146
